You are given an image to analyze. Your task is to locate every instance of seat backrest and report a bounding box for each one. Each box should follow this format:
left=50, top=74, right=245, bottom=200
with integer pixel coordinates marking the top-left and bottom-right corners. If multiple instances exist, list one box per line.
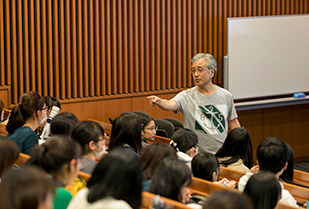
left=15, top=153, right=31, bottom=167
left=141, top=191, right=191, bottom=209
left=154, top=119, right=175, bottom=138
left=163, top=118, right=184, bottom=131
left=148, top=135, right=171, bottom=145
left=87, top=118, right=112, bottom=135
left=133, top=110, right=152, bottom=119
left=0, top=123, right=7, bottom=136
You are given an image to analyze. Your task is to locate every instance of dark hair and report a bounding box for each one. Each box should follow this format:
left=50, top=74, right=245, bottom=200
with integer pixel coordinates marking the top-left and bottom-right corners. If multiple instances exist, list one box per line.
left=0, top=166, right=55, bottom=209
left=109, top=114, right=142, bottom=154
left=191, top=152, right=219, bottom=181
left=50, top=112, right=79, bottom=136
left=280, top=143, right=294, bottom=183
left=71, top=121, right=105, bottom=155
left=216, top=127, right=253, bottom=169
left=244, top=171, right=281, bottom=209
left=140, top=116, right=154, bottom=131
left=149, top=157, right=191, bottom=203
left=203, top=190, right=254, bottom=209
left=0, top=136, right=20, bottom=178
left=141, top=143, right=176, bottom=181
left=87, top=148, right=142, bottom=209
left=44, top=96, right=61, bottom=111
left=257, top=137, right=288, bottom=174
left=170, top=128, right=198, bottom=153
left=6, top=92, right=45, bottom=133
left=27, top=136, right=81, bottom=180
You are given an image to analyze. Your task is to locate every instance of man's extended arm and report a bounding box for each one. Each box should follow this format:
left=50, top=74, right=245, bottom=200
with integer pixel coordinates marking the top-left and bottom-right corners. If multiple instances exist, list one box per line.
left=147, top=96, right=178, bottom=111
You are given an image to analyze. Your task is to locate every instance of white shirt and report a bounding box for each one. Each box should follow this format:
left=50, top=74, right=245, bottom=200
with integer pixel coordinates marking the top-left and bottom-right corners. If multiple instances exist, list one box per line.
left=67, top=188, right=132, bottom=209
left=238, top=171, right=298, bottom=207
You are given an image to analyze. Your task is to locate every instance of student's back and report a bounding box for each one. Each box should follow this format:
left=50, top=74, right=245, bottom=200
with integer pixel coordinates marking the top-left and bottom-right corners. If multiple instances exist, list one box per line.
left=238, top=137, right=298, bottom=207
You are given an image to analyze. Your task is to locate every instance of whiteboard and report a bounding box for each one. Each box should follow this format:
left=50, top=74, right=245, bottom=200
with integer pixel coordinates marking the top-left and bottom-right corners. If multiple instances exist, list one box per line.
left=227, top=15, right=309, bottom=100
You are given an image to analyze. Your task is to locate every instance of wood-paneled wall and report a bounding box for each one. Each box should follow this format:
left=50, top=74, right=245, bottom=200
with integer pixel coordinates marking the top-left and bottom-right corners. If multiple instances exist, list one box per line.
left=1, top=1, right=309, bottom=160
left=0, top=0, right=308, bottom=106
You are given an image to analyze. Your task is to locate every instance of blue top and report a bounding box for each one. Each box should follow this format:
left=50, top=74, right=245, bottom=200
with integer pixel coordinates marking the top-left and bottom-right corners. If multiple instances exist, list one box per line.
left=7, top=126, right=38, bottom=155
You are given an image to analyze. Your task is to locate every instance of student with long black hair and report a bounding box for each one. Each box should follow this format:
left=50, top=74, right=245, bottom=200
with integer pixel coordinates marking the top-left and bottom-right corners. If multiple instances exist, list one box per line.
left=244, top=171, right=282, bottom=209
left=68, top=148, right=142, bottom=209
left=215, top=127, right=253, bottom=172
left=27, top=136, right=82, bottom=209
left=6, top=91, right=46, bottom=155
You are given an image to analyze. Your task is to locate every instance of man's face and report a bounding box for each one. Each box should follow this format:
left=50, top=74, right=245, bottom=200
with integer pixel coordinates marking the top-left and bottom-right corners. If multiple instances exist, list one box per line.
left=191, top=58, right=214, bottom=86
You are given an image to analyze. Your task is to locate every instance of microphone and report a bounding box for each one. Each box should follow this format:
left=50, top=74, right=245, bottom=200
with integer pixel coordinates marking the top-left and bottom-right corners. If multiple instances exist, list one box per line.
left=40, top=106, right=60, bottom=139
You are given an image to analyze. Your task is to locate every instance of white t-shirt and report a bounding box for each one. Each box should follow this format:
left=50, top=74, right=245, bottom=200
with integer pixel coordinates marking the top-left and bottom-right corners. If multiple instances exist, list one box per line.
left=67, top=188, right=132, bottom=209
left=238, top=171, right=298, bottom=207
left=172, top=85, right=238, bottom=154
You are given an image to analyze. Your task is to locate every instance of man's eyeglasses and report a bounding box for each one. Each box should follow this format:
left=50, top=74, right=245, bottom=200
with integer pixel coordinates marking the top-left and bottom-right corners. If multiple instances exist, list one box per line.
left=146, top=126, right=158, bottom=131
left=190, top=68, right=208, bottom=74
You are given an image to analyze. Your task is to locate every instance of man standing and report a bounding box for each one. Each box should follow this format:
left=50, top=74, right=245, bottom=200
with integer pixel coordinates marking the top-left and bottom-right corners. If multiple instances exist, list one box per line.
left=147, top=53, right=240, bottom=154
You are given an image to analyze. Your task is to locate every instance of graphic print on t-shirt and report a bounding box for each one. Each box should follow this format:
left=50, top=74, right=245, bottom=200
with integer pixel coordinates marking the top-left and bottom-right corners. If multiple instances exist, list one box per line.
left=195, top=105, right=226, bottom=135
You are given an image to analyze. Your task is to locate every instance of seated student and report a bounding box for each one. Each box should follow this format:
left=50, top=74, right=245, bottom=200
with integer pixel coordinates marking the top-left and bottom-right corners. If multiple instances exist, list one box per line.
left=141, top=143, right=176, bottom=191
left=149, top=157, right=191, bottom=204
left=67, top=148, right=142, bottom=209
left=238, top=137, right=298, bottom=207
left=203, top=190, right=253, bottom=209
left=0, top=166, right=55, bottom=209
left=6, top=91, right=46, bottom=155
left=44, top=96, right=61, bottom=117
left=27, top=136, right=82, bottom=209
left=71, top=121, right=106, bottom=174
left=244, top=171, right=282, bottom=209
left=50, top=112, right=79, bottom=137
left=279, top=143, right=294, bottom=183
left=0, top=136, right=20, bottom=180
left=169, top=128, right=199, bottom=170
left=108, top=114, right=142, bottom=156
left=140, top=116, right=157, bottom=149
left=215, top=127, right=253, bottom=173
left=191, top=152, right=236, bottom=189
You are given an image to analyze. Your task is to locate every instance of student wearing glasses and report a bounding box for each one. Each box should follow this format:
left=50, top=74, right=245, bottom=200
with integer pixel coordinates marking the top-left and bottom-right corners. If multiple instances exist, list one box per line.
left=6, top=91, right=46, bottom=155
left=139, top=116, right=157, bottom=149
left=148, top=53, right=240, bottom=154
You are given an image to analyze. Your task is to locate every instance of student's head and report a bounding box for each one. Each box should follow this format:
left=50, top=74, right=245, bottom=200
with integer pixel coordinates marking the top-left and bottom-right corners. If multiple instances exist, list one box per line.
left=216, top=127, right=253, bottom=169
left=140, top=116, right=156, bottom=142
left=0, top=136, right=20, bottom=178
left=0, top=166, right=55, bottom=209
left=257, top=137, right=288, bottom=174
left=44, top=96, right=61, bottom=116
left=203, top=190, right=253, bottom=209
left=87, top=148, right=142, bottom=209
left=280, top=143, right=294, bottom=183
left=71, top=121, right=106, bottom=159
left=191, top=53, right=217, bottom=79
left=191, top=152, right=220, bottom=181
left=27, top=136, right=82, bottom=186
left=109, top=114, right=142, bottom=154
left=50, top=112, right=78, bottom=137
left=170, top=128, right=199, bottom=157
left=141, top=143, right=177, bottom=181
left=149, top=157, right=191, bottom=203
left=6, top=91, right=46, bottom=133
left=244, top=171, right=281, bottom=209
